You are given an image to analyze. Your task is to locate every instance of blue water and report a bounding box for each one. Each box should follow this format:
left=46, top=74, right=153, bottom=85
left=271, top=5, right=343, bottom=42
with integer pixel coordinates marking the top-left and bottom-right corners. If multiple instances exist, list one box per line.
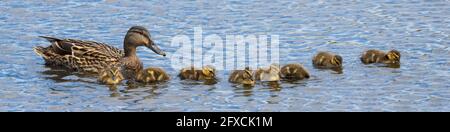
left=0, top=0, right=449, bottom=111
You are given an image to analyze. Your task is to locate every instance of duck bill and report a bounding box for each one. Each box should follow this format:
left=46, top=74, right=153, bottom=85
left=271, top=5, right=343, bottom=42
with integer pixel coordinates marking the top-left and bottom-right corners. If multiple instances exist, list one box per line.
left=146, top=40, right=166, bottom=56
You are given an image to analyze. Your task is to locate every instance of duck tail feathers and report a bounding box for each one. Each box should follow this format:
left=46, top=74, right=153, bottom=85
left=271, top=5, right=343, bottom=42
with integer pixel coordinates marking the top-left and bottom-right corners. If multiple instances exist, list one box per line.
left=39, top=36, right=62, bottom=43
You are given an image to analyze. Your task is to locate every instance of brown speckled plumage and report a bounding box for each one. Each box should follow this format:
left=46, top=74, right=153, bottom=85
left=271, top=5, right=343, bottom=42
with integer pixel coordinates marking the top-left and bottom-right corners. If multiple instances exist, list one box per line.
left=34, top=37, right=123, bottom=73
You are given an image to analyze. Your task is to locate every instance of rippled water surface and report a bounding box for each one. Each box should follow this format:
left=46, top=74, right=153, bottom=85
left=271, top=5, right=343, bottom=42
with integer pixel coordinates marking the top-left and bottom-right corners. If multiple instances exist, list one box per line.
left=0, top=0, right=449, bottom=111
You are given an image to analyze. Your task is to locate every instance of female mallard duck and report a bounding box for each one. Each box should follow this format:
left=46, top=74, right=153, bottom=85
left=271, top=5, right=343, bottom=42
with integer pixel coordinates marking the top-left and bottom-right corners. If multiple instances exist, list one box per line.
left=136, top=67, right=170, bottom=83
left=312, top=51, right=343, bottom=69
left=179, top=65, right=216, bottom=81
left=33, top=26, right=166, bottom=79
left=360, top=49, right=400, bottom=65
left=255, top=64, right=280, bottom=82
left=280, top=63, right=310, bottom=80
left=98, top=64, right=124, bottom=85
left=229, top=67, right=255, bottom=86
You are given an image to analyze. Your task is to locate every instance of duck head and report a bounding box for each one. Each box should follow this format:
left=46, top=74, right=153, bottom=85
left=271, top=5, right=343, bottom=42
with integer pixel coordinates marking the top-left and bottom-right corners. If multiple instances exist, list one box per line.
left=124, top=26, right=166, bottom=57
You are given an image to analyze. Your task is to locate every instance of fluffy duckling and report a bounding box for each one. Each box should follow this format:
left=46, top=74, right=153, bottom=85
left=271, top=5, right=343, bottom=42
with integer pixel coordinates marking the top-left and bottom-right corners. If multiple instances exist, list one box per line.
left=229, top=67, right=255, bottom=86
left=280, top=63, right=310, bottom=80
left=255, top=64, right=281, bottom=82
left=179, top=65, right=216, bottom=81
left=312, top=51, right=343, bottom=69
left=98, top=65, right=124, bottom=85
left=136, top=67, right=170, bottom=83
left=360, top=49, right=400, bottom=65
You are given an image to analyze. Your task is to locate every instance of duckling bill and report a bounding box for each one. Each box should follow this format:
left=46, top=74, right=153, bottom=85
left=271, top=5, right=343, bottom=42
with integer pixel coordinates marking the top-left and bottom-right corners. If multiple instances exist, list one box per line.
left=229, top=67, right=255, bottom=86
left=179, top=65, right=216, bottom=81
left=360, top=49, right=400, bottom=66
left=280, top=63, right=310, bottom=80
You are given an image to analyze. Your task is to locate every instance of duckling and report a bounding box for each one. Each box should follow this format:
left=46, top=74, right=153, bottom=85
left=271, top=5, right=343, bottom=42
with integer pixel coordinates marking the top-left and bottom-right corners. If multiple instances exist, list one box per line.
left=136, top=67, right=170, bottom=83
left=98, top=65, right=124, bottom=85
left=255, top=64, right=280, bottom=82
left=360, top=49, right=400, bottom=65
left=312, top=51, right=343, bottom=69
left=229, top=67, right=255, bottom=86
left=280, top=63, right=310, bottom=80
left=179, top=65, right=216, bottom=81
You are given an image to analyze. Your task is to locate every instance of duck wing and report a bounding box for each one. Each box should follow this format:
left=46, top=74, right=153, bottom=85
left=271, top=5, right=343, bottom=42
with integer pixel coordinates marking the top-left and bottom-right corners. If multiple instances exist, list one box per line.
left=35, top=36, right=124, bottom=73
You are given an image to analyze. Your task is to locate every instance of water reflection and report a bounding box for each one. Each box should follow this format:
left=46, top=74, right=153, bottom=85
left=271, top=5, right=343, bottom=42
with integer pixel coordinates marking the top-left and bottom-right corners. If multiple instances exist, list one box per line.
left=314, top=67, right=343, bottom=74
left=331, top=67, right=344, bottom=74
left=232, top=81, right=282, bottom=97
left=282, top=80, right=308, bottom=87
left=232, top=84, right=254, bottom=97
left=260, top=81, right=282, bottom=92
left=40, top=66, right=97, bottom=84
left=203, top=79, right=218, bottom=85
left=118, top=83, right=167, bottom=100
left=366, top=63, right=401, bottom=69
left=108, top=86, right=121, bottom=97
left=385, top=64, right=401, bottom=69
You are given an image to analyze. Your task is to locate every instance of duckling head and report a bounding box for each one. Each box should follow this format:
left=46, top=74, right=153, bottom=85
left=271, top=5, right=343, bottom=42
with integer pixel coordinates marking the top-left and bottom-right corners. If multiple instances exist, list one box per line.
left=385, top=50, right=401, bottom=64
left=241, top=67, right=255, bottom=86
left=98, top=66, right=124, bottom=85
left=202, top=65, right=216, bottom=80
left=331, top=55, right=343, bottom=67
left=269, top=64, right=280, bottom=74
left=260, top=64, right=280, bottom=81
left=124, top=26, right=165, bottom=56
